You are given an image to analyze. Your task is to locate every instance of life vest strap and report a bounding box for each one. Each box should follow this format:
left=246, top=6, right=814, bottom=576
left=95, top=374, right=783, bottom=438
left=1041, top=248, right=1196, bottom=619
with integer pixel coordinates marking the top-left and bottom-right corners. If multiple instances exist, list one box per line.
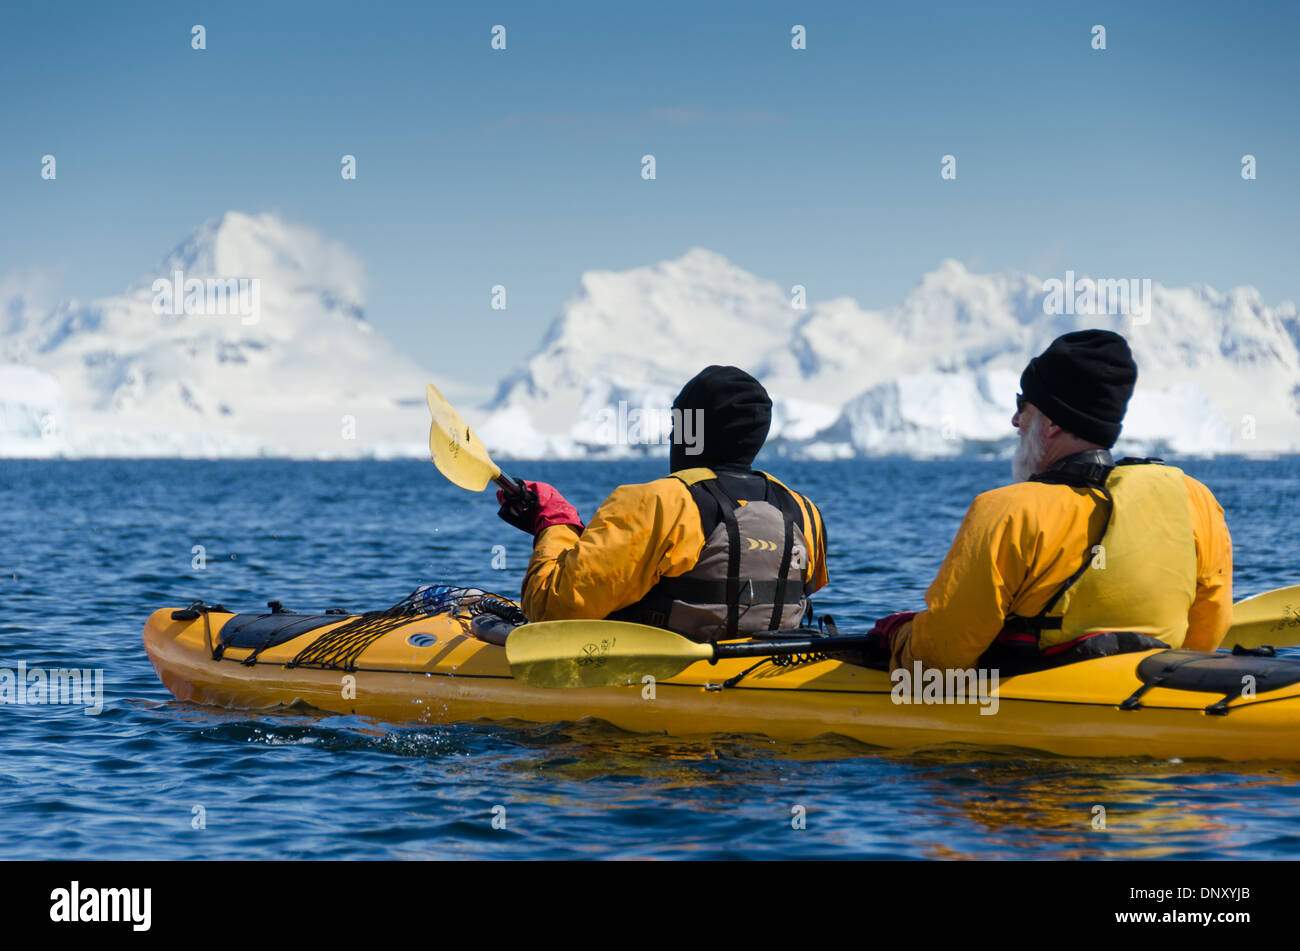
left=651, top=577, right=807, bottom=605
left=1028, top=449, right=1115, bottom=489
left=701, top=479, right=743, bottom=637
left=762, top=470, right=826, bottom=582
left=671, top=467, right=717, bottom=487
left=767, top=489, right=799, bottom=629
left=1001, top=615, right=1064, bottom=634
left=1040, top=631, right=1104, bottom=657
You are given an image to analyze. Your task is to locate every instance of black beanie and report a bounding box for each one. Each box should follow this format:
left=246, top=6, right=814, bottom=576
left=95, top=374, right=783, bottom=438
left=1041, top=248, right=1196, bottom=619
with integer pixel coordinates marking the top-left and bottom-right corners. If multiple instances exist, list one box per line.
left=670, top=366, right=772, bottom=471
left=1019, top=330, right=1137, bottom=448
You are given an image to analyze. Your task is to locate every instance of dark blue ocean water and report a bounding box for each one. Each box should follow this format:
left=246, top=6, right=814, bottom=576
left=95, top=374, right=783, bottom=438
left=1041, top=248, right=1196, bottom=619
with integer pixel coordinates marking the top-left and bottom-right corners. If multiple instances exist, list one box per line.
left=2, top=457, right=1299, bottom=860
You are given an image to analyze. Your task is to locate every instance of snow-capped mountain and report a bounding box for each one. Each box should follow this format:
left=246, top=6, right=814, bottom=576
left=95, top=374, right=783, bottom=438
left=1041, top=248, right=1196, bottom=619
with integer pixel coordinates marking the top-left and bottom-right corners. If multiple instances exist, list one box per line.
left=481, top=251, right=1300, bottom=458
left=0, top=212, right=465, bottom=458
left=487, top=249, right=797, bottom=432
left=2, top=215, right=1297, bottom=459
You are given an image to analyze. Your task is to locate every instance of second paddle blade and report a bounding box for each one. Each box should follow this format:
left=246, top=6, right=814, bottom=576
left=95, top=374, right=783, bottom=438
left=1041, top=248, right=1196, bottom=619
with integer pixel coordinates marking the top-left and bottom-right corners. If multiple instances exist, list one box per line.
left=506, top=620, right=714, bottom=688
left=1226, top=585, right=1300, bottom=649
left=426, top=383, right=500, bottom=492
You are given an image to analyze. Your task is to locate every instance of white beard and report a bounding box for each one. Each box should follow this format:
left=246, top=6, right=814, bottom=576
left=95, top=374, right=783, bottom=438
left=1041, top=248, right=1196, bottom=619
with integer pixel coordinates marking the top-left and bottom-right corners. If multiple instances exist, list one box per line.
left=1011, top=414, right=1049, bottom=482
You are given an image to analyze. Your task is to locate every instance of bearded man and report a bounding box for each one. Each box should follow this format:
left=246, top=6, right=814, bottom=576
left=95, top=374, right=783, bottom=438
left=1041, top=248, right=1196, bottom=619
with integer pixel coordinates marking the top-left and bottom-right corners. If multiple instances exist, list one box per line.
left=873, top=329, right=1233, bottom=672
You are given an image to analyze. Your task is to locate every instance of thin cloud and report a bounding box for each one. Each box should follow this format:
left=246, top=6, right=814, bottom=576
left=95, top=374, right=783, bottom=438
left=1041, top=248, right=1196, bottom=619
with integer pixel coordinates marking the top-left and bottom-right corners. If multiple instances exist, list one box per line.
left=482, top=107, right=780, bottom=134
left=646, top=106, right=780, bottom=125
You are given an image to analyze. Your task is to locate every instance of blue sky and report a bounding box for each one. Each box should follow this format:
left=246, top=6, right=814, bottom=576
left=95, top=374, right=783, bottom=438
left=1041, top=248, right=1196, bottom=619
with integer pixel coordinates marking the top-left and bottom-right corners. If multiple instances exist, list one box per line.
left=3, top=0, right=1297, bottom=382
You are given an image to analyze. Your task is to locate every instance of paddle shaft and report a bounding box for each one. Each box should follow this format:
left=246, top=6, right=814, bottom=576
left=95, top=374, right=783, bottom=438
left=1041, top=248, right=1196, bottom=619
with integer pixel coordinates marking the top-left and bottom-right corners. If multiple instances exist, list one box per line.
left=493, top=471, right=526, bottom=500
left=712, top=608, right=1297, bottom=662
left=713, top=634, right=875, bottom=659
left=494, top=470, right=543, bottom=518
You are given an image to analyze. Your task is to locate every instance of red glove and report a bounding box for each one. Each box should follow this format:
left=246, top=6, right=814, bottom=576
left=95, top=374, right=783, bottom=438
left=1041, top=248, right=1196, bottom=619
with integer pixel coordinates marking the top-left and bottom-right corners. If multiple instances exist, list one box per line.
left=496, top=480, right=584, bottom=537
left=868, top=611, right=918, bottom=651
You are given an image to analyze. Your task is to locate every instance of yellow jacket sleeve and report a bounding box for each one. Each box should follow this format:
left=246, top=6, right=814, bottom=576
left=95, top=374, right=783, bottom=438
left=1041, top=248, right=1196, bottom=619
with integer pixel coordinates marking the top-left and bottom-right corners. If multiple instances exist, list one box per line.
left=1182, top=475, right=1233, bottom=651
left=890, top=489, right=1033, bottom=672
left=790, top=492, right=830, bottom=593
left=520, top=479, right=707, bottom=621
left=800, top=498, right=832, bottom=595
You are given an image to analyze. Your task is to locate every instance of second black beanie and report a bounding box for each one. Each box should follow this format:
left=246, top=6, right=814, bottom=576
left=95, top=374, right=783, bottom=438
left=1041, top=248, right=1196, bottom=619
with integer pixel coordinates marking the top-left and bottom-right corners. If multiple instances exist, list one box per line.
left=1019, top=330, right=1138, bottom=448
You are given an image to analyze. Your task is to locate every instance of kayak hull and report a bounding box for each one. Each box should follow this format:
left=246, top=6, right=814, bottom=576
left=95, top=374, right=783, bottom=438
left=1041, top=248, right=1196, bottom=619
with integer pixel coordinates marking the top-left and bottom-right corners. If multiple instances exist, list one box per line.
left=142, top=607, right=1300, bottom=761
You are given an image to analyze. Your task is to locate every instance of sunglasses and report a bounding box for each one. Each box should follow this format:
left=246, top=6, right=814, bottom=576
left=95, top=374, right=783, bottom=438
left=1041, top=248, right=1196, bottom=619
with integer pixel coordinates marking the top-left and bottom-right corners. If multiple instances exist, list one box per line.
left=1015, top=393, right=1027, bottom=413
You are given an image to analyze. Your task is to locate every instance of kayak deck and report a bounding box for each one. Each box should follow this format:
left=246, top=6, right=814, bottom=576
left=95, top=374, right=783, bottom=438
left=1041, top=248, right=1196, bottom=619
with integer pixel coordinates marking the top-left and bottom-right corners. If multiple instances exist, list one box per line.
left=142, top=605, right=1300, bottom=761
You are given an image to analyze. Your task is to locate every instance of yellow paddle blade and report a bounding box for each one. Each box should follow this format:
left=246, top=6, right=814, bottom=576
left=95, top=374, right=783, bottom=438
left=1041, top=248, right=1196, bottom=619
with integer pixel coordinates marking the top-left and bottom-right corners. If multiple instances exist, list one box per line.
left=1225, top=585, right=1300, bottom=649
left=506, top=620, right=715, bottom=688
left=426, top=383, right=501, bottom=492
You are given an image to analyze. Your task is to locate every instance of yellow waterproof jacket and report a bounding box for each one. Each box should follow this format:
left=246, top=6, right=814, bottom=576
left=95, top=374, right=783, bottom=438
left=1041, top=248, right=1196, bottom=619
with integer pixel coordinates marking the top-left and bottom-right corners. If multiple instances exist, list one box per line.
left=520, top=473, right=829, bottom=624
left=890, top=470, right=1232, bottom=672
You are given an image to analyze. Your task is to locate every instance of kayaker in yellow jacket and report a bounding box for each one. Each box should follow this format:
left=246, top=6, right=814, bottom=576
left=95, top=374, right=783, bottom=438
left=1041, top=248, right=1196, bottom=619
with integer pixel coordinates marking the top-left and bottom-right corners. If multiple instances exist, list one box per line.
left=872, top=330, right=1232, bottom=672
left=496, top=366, right=829, bottom=641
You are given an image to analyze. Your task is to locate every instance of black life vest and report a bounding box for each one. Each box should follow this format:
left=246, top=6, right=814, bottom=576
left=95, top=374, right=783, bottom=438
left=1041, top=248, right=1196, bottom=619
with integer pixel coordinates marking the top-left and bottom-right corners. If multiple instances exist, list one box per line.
left=609, top=466, right=818, bottom=642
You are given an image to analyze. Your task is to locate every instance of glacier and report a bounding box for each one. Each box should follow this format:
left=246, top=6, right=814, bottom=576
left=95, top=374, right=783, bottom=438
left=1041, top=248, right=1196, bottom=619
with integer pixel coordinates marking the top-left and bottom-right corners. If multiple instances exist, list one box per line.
left=479, top=252, right=1299, bottom=459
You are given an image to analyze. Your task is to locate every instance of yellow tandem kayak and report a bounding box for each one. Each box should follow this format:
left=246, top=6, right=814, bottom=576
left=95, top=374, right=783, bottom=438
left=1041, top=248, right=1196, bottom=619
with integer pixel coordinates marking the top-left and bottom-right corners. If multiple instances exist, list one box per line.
left=142, top=593, right=1300, bottom=762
